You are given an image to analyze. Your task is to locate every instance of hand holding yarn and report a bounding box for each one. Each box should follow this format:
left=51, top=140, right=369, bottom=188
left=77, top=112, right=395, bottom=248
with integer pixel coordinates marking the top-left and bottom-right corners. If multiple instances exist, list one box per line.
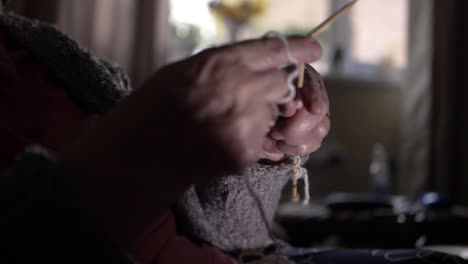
left=135, top=35, right=322, bottom=177
left=58, top=35, right=321, bottom=248
left=261, top=64, right=330, bottom=161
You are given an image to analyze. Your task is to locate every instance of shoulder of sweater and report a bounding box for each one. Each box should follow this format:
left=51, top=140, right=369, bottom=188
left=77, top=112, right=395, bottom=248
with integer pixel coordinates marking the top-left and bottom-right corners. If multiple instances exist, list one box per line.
left=0, top=13, right=131, bottom=114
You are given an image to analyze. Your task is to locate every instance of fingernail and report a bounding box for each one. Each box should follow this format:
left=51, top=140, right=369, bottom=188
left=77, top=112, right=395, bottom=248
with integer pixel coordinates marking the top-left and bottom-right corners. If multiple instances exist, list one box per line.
left=297, top=145, right=308, bottom=156
left=306, top=37, right=318, bottom=44
left=307, top=39, right=323, bottom=58
left=297, top=101, right=304, bottom=110
left=270, top=130, right=284, bottom=140
left=268, top=120, right=276, bottom=129
left=309, top=98, right=324, bottom=116
left=317, top=124, right=328, bottom=138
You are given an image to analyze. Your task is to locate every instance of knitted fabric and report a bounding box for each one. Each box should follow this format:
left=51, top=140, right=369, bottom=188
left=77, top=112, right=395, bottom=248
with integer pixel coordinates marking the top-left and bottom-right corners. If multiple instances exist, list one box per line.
left=0, top=13, right=131, bottom=113
left=176, top=162, right=294, bottom=252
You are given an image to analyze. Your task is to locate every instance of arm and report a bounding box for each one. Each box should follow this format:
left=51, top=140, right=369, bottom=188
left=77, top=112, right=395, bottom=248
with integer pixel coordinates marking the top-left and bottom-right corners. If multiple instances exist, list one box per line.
left=0, top=25, right=133, bottom=262
left=58, top=37, right=321, bottom=250
left=0, top=19, right=321, bottom=262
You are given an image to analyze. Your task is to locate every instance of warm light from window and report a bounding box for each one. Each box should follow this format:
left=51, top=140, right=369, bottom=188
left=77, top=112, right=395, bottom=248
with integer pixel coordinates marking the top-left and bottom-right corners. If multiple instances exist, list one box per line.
left=351, top=0, right=408, bottom=69
left=170, top=0, right=216, bottom=40
left=169, top=0, right=409, bottom=81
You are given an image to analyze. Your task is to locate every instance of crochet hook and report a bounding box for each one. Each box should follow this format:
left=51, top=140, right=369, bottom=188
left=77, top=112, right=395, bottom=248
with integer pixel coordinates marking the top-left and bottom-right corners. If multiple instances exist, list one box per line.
left=297, top=0, right=359, bottom=88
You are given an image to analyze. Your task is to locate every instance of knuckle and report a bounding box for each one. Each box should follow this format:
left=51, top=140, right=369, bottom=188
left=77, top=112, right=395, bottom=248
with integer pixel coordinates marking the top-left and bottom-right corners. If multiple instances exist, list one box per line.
left=192, top=49, right=237, bottom=86
left=197, top=47, right=229, bottom=68
left=297, top=144, right=310, bottom=156
left=310, top=99, right=327, bottom=116
left=311, top=142, right=322, bottom=153
left=314, top=41, right=323, bottom=59
left=252, top=38, right=285, bottom=67
left=199, top=46, right=222, bottom=58
left=308, top=39, right=323, bottom=60
left=316, top=122, right=330, bottom=138
left=283, top=128, right=298, bottom=142
left=264, top=37, right=284, bottom=54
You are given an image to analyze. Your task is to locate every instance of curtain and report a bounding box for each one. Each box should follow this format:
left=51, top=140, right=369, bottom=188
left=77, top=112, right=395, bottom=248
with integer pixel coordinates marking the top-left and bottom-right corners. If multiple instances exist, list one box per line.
left=6, top=0, right=60, bottom=23
left=398, top=0, right=433, bottom=197
left=400, top=0, right=468, bottom=205
left=430, top=0, right=468, bottom=205
left=57, top=0, right=170, bottom=87
left=8, top=0, right=171, bottom=88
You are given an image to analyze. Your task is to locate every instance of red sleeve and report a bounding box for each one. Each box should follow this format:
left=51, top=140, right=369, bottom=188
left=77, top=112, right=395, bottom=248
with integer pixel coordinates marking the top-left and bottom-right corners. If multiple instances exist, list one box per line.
left=131, top=210, right=237, bottom=264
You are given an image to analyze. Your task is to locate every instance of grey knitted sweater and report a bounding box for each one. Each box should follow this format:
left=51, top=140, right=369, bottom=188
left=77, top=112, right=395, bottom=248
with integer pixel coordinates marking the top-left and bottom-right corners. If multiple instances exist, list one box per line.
left=177, top=162, right=293, bottom=252
left=0, top=12, right=295, bottom=254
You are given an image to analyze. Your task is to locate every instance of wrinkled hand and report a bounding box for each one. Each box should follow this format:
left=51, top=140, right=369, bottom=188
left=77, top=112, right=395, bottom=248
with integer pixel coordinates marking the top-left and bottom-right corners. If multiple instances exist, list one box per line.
left=135, top=37, right=323, bottom=176
left=261, top=65, right=330, bottom=161
left=60, top=36, right=322, bottom=248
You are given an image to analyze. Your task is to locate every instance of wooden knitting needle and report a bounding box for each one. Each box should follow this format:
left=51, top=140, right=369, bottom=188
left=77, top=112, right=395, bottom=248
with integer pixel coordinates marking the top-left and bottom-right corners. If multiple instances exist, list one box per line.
left=297, top=0, right=359, bottom=88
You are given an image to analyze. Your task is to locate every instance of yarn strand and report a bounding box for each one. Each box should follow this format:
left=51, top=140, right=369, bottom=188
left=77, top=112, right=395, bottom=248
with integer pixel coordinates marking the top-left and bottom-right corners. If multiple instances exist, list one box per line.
left=263, top=31, right=299, bottom=105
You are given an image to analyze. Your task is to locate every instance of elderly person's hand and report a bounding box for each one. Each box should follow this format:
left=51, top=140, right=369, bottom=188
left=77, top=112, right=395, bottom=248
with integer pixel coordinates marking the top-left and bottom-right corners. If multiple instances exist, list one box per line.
left=127, top=37, right=323, bottom=177
left=60, top=35, right=322, bottom=248
left=262, top=65, right=330, bottom=161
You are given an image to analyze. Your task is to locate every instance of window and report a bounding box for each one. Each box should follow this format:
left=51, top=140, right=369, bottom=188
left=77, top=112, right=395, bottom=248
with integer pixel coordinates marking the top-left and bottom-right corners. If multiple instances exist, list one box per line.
left=340, top=0, right=408, bottom=81
left=169, top=0, right=408, bottom=82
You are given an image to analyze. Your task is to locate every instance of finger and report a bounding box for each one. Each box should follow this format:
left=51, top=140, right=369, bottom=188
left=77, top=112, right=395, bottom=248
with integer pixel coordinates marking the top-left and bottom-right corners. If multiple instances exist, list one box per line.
left=277, top=66, right=301, bottom=117
left=234, top=103, right=274, bottom=164
left=277, top=141, right=322, bottom=156
left=254, top=69, right=291, bottom=103
left=258, top=151, right=285, bottom=162
left=262, top=136, right=282, bottom=155
left=270, top=107, right=323, bottom=141
left=279, top=116, right=330, bottom=146
left=231, top=36, right=322, bottom=71
left=248, top=99, right=281, bottom=138
left=236, top=69, right=290, bottom=104
left=278, top=100, right=299, bottom=118
left=227, top=69, right=288, bottom=113
left=261, top=136, right=285, bottom=161
left=301, top=65, right=329, bottom=116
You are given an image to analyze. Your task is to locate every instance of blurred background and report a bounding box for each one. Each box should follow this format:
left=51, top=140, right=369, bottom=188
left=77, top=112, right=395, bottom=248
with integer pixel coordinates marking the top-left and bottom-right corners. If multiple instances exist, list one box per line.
left=6, top=0, right=466, bottom=253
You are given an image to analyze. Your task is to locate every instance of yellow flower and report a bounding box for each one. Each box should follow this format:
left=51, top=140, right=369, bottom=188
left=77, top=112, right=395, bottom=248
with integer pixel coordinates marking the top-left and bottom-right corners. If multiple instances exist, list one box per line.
left=210, top=0, right=267, bottom=23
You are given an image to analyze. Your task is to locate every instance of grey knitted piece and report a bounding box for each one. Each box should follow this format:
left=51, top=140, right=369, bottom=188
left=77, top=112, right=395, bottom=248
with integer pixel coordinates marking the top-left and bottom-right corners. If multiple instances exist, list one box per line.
left=0, top=13, right=131, bottom=113
left=176, top=161, right=294, bottom=252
